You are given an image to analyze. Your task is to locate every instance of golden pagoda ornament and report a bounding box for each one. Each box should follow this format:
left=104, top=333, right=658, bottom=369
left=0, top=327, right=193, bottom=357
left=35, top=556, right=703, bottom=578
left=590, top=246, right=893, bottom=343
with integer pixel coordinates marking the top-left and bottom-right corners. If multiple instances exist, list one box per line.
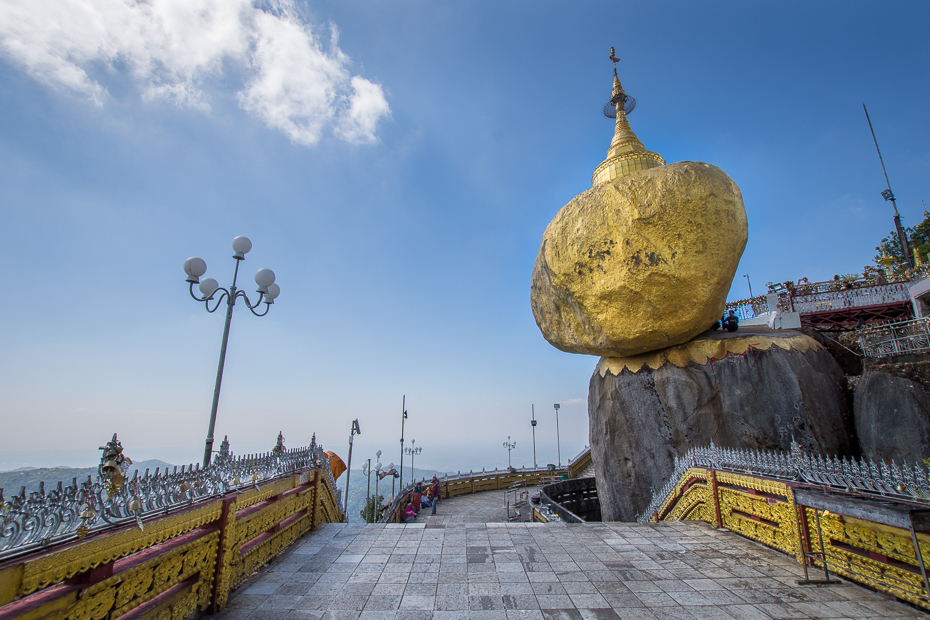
left=592, top=48, right=665, bottom=186
left=878, top=249, right=896, bottom=271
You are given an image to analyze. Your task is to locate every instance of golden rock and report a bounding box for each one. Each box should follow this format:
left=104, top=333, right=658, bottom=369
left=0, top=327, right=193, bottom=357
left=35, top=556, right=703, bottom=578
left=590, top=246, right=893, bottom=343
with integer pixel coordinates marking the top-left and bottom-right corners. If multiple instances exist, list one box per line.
left=530, top=65, right=747, bottom=357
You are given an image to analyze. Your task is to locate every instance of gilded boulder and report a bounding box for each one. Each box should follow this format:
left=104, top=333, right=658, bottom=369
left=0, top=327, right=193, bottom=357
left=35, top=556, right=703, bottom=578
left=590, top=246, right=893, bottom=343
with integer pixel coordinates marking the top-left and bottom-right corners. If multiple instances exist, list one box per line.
left=531, top=161, right=748, bottom=357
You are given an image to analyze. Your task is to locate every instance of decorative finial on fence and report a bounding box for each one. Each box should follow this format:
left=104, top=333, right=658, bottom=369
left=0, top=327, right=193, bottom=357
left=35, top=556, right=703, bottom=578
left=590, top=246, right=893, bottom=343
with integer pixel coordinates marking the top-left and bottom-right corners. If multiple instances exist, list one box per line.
left=99, top=433, right=132, bottom=498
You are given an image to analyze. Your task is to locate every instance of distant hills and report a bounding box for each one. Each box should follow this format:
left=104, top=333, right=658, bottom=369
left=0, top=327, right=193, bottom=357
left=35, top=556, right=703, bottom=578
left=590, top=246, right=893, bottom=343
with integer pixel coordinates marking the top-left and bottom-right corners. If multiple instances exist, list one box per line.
left=0, top=460, right=174, bottom=496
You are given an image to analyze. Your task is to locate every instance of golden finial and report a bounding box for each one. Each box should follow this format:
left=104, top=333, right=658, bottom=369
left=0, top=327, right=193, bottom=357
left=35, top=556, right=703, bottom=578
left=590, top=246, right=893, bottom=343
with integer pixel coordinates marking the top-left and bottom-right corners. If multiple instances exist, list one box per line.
left=878, top=249, right=895, bottom=270
left=914, top=247, right=924, bottom=267
left=609, top=47, right=619, bottom=74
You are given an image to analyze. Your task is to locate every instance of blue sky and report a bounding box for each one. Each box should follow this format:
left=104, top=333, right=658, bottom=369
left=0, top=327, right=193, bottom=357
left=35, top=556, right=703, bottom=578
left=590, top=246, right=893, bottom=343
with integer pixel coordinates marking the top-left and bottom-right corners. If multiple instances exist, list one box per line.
left=1, top=1, right=928, bottom=473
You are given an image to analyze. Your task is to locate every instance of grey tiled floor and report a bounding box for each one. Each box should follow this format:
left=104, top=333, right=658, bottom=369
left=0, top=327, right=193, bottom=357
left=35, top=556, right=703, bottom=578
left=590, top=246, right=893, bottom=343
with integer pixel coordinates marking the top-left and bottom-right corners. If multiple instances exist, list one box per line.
left=213, top=491, right=928, bottom=620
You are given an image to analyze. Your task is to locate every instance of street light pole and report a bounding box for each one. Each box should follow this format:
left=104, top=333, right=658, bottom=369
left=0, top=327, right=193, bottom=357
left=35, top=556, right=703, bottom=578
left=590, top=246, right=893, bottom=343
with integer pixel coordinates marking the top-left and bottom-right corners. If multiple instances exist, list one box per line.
left=503, top=436, right=516, bottom=469
left=553, top=403, right=561, bottom=467
left=344, top=420, right=361, bottom=517
left=744, top=274, right=753, bottom=299
left=362, top=458, right=372, bottom=516
left=404, top=440, right=422, bottom=483
left=387, top=462, right=395, bottom=498
left=374, top=458, right=383, bottom=522
left=184, top=236, right=281, bottom=468
left=531, top=405, right=538, bottom=469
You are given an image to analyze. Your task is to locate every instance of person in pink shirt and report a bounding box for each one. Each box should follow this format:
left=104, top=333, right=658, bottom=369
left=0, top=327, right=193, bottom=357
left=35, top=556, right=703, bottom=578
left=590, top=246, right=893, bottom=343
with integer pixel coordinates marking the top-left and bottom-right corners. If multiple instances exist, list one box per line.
left=403, top=502, right=416, bottom=523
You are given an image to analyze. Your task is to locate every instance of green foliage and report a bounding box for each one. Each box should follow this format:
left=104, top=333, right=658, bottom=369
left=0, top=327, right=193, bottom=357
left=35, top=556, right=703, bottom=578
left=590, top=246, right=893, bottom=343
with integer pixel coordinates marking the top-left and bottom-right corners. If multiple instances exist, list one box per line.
left=360, top=494, right=385, bottom=523
left=874, top=210, right=930, bottom=271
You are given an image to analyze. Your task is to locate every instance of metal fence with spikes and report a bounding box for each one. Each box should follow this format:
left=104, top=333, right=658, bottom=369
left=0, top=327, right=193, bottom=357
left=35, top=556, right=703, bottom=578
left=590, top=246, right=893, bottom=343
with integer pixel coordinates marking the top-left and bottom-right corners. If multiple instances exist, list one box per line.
left=857, top=316, right=930, bottom=358
left=0, top=438, right=339, bottom=560
left=638, top=441, right=930, bottom=523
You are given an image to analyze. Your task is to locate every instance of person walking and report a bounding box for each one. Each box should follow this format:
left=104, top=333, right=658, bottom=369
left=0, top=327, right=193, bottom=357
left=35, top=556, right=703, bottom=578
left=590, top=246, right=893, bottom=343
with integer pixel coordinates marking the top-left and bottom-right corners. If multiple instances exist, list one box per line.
left=431, top=476, right=441, bottom=515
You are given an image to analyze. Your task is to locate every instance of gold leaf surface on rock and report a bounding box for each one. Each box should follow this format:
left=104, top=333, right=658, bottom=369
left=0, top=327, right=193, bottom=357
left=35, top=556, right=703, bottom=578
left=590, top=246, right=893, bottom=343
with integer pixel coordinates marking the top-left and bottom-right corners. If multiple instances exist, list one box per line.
left=531, top=160, right=748, bottom=357
left=596, top=330, right=823, bottom=376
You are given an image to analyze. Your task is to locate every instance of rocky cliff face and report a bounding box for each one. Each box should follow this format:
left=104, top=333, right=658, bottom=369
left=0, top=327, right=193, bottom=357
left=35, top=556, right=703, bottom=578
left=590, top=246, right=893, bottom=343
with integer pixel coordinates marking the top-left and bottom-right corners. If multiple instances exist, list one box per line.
left=854, top=367, right=930, bottom=465
left=589, top=328, right=856, bottom=521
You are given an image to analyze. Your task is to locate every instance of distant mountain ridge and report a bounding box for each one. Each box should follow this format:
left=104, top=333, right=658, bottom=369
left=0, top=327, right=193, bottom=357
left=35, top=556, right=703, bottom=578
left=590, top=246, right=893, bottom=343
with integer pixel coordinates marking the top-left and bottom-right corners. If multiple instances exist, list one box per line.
left=0, top=460, right=174, bottom=495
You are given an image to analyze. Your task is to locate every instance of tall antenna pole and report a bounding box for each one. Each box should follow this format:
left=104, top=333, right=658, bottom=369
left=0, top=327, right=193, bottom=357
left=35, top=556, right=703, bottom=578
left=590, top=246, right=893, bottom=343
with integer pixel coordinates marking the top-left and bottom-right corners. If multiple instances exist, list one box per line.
left=399, top=395, right=406, bottom=490
left=531, top=405, right=537, bottom=469
left=864, top=104, right=913, bottom=267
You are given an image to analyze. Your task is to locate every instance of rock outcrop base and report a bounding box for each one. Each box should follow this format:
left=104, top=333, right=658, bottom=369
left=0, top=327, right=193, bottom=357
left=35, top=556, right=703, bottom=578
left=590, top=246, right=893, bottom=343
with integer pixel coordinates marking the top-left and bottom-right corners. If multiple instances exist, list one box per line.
left=589, top=328, right=855, bottom=521
left=854, top=368, right=930, bottom=465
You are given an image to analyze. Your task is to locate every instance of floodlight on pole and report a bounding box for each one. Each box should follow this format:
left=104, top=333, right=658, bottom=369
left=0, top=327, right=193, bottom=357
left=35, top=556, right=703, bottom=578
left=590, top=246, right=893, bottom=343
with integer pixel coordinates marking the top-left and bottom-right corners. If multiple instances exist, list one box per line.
left=864, top=104, right=913, bottom=268
left=531, top=405, right=538, bottom=469
left=344, top=419, right=361, bottom=519
left=399, top=396, right=407, bottom=490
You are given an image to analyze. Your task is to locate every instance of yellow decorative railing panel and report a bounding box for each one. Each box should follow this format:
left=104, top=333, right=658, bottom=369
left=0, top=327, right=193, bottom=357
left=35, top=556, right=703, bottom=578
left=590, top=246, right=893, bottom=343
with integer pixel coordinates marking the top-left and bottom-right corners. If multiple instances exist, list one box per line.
left=653, top=465, right=930, bottom=611
left=0, top=465, right=344, bottom=620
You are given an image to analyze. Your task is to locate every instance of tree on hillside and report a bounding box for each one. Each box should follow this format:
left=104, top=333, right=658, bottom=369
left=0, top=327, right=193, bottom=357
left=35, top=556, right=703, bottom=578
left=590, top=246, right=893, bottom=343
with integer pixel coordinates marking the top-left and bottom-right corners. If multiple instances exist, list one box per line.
left=360, top=495, right=384, bottom=523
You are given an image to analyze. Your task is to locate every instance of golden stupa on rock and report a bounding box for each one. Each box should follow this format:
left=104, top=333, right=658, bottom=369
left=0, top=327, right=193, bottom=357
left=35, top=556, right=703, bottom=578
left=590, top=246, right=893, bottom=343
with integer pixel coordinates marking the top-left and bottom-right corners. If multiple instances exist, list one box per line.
left=530, top=50, right=748, bottom=358
left=591, top=53, right=665, bottom=185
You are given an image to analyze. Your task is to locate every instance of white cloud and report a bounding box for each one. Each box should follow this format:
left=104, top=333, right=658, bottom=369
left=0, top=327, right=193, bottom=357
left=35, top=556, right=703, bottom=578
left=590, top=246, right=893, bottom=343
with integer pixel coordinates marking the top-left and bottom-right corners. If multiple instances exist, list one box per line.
left=335, top=75, right=392, bottom=144
left=0, top=0, right=389, bottom=145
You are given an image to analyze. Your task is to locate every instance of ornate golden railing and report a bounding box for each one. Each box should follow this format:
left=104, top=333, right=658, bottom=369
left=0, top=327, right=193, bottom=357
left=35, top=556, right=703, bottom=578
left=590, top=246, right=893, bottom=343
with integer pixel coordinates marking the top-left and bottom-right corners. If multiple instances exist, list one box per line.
left=0, top=466, right=344, bottom=619
left=380, top=465, right=579, bottom=524
left=651, top=466, right=930, bottom=610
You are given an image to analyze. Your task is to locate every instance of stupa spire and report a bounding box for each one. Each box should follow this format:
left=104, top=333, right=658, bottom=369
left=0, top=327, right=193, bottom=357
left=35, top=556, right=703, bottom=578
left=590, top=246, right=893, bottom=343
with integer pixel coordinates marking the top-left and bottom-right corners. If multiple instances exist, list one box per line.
left=592, top=49, right=665, bottom=186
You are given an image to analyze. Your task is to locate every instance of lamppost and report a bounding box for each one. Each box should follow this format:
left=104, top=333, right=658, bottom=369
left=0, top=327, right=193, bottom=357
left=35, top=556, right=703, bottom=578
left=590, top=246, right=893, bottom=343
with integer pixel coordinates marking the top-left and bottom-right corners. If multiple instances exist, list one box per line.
left=362, top=458, right=372, bottom=517
left=387, top=462, right=396, bottom=498
left=503, top=436, right=516, bottom=469
left=404, top=440, right=422, bottom=481
left=184, top=236, right=281, bottom=468
left=531, top=405, right=538, bottom=469
left=344, top=420, right=361, bottom=515
left=374, top=460, right=383, bottom=521
left=553, top=403, right=561, bottom=467
left=744, top=274, right=753, bottom=299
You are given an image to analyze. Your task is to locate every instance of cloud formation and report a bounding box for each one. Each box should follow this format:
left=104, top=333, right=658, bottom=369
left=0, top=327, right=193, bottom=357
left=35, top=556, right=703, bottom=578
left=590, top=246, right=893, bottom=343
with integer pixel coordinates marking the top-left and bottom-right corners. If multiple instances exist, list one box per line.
left=0, top=0, right=390, bottom=145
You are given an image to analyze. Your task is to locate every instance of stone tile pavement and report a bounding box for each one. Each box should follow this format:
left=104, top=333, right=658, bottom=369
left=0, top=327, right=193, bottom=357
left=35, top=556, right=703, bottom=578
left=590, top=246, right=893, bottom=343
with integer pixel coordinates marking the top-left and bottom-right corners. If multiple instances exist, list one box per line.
left=213, top=491, right=928, bottom=620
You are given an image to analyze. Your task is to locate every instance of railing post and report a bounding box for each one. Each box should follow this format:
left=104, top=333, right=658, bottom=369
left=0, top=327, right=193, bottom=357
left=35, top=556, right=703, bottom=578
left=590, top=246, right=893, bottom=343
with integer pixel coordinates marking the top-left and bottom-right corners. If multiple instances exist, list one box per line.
left=710, top=470, right=722, bottom=528
left=310, top=470, right=320, bottom=532
left=210, top=494, right=238, bottom=613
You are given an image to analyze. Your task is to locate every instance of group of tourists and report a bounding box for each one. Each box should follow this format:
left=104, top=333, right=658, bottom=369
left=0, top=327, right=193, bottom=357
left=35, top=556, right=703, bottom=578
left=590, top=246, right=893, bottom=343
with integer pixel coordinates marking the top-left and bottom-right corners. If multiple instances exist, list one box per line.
left=403, top=475, right=441, bottom=523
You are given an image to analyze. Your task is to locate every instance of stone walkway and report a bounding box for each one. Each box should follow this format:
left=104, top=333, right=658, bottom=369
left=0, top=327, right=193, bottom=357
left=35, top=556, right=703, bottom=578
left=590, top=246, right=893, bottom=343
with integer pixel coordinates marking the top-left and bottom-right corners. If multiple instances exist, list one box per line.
left=214, top=491, right=928, bottom=620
